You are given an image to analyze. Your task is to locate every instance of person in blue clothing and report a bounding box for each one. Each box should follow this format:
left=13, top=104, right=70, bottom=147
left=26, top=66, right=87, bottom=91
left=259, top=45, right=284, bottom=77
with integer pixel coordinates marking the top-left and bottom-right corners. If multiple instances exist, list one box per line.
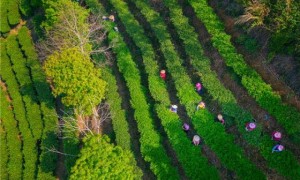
left=170, top=105, right=178, bottom=113
left=272, top=144, right=284, bottom=153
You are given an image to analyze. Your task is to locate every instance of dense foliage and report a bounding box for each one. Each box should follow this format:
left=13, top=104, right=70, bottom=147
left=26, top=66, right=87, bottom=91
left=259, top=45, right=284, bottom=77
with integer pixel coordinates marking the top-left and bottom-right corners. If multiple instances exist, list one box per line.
left=236, top=0, right=300, bottom=56
left=70, top=135, right=141, bottom=179
left=189, top=0, right=300, bottom=138
left=44, top=48, right=106, bottom=115
left=41, top=0, right=92, bottom=55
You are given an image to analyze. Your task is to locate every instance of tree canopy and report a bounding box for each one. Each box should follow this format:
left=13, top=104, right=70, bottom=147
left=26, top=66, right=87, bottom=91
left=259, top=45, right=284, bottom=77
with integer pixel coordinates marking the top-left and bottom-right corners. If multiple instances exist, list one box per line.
left=236, top=0, right=300, bottom=56
left=44, top=47, right=106, bottom=115
left=70, top=135, right=142, bottom=180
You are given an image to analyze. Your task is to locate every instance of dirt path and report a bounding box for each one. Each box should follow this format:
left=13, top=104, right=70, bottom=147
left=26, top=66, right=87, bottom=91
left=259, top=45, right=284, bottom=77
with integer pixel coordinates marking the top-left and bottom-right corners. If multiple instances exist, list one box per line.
left=125, top=0, right=232, bottom=178
left=9, top=20, right=26, bottom=35
left=178, top=0, right=300, bottom=165
left=207, top=0, right=300, bottom=111
left=55, top=98, right=67, bottom=180
left=0, top=80, right=12, bottom=103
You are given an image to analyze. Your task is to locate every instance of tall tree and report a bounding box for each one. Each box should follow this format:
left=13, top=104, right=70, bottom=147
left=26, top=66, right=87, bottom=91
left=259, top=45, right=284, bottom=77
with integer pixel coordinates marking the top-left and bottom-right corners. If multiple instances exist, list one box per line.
left=70, top=135, right=142, bottom=179
left=44, top=47, right=106, bottom=116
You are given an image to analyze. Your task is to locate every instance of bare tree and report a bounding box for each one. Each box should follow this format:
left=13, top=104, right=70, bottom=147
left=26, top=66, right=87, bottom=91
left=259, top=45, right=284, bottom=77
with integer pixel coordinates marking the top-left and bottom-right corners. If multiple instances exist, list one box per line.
left=58, top=102, right=111, bottom=138
left=36, top=3, right=110, bottom=61
left=235, top=1, right=270, bottom=30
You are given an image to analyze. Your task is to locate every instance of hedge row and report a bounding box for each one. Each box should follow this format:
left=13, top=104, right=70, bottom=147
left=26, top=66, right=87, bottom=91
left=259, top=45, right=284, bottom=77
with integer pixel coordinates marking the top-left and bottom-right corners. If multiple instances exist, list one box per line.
left=188, top=0, right=300, bottom=136
left=0, top=41, right=24, bottom=179
left=106, top=0, right=220, bottom=178
left=0, top=0, right=10, bottom=33
left=7, top=0, right=21, bottom=26
left=162, top=0, right=300, bottom=178
left=106, top=24, right=180, bottom=179
left=133, top=0, right=265, bottom=179
left=6, top=35, right=43, bottom=140
left=0, top=122, right=8, bottom=179
left=4, top=36, right=39, bottom=180
left=101, top=68, right=131, bottom=150
left=0, top=87, right=22, bottom=180
left=17, top=26, right=58, bottom=179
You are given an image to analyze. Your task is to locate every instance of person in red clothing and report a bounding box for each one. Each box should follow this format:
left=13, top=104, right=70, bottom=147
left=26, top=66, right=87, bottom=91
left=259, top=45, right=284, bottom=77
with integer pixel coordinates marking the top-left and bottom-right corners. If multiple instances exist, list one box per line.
left=272, top=131, right=282, bottom=141
left=245, top=122, right=256, bottom=131
left=160, top=70, right=166, bottom=80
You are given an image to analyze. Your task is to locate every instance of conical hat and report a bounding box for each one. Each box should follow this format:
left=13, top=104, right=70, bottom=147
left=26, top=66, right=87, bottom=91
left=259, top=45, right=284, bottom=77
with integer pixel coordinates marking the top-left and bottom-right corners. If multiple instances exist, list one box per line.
left=249, top=122, right=256, bottom=129
left=274, top=132, right=282, bottom=138
left=161, top=70, right=166, bottom=73
left=217, top=114, right=223, bottom=120
left=172, top=105, right=177, bottom=109
left=183, top=123, right=189, bottom=129
left=193, top=135, right=200, bottom=141
left=278, top=145, right=284, bottom=151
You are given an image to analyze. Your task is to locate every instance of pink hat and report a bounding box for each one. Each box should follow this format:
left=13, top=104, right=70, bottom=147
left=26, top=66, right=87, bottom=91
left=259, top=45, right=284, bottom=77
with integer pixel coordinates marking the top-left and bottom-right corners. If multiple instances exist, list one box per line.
left=278, top=145, right=284, bottom=151
left=274, top=132, right=282, bottom=138
left=183, top=123, right=189, bottom=129
left=249, top=123, right=256, bottom=129
left=196, top=83, right=201, bottom=88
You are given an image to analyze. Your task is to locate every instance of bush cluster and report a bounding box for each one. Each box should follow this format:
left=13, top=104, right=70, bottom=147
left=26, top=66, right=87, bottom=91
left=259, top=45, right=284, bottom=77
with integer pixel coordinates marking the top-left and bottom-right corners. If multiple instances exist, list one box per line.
left=7, top=0, right=21, bottom=25
left=0, top=0, right=10, bottom=34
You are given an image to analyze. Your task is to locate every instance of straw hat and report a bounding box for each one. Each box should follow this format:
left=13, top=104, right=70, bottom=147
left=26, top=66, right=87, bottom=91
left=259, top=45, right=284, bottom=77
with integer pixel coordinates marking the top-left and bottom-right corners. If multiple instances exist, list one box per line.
left=193, top=135, right=200, bottom=141
left=217, top=114, right=223, bottom=121
left=172, top=105, right=177, bottom=109
left=109, top=15, right=115, bottom=21
left=249, top=122, right=256, bottom=129
left=274, top=132, right=282, bottom=138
